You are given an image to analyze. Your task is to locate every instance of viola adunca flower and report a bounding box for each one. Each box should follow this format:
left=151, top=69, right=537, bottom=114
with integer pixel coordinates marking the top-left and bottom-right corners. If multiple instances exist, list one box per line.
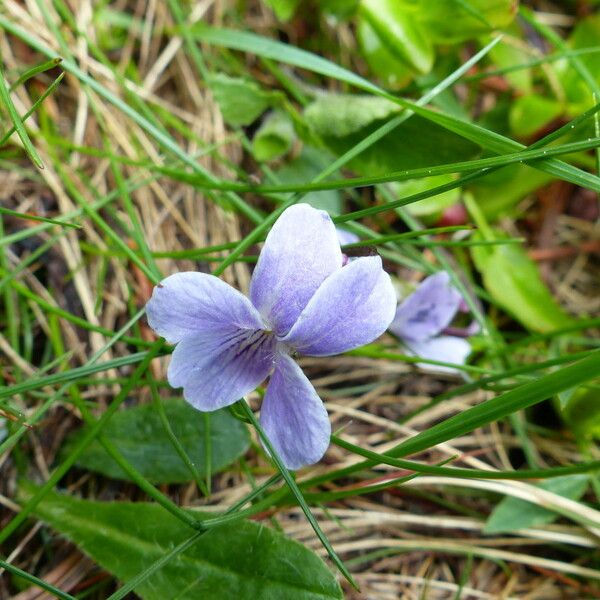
left=146, top=204, right=396, bottom=469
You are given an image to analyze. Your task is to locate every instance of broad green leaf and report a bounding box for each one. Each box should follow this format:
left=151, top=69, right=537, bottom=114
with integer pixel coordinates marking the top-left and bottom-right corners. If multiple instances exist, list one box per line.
left=469, top=164, right=553, bottom=220
left=305, top=94, right=399, bottom=138
left=562, top=14, right=600, bottom=106
left=263, top=0, right=302, bottom=20
left=390, top=174, right=461, bottom=219
left=488, top=34, right=533, bottom=94
left=509, top=94, right=563, bottom=138
left=304, top=93, right=479, bottom=176
left=471, top=230, right=573, bottom=332
left=559, top=385, right=600, bottom=439
left=275, top=146, right=342, bottom=213
left=62, top=400, right=249, bottom=484
left=252, top=110, right=295, bottom=161
left=24, top=488, right=343, bottom=600
left=357, top=19, right=413, bottom=89
left=359, top=0, right=433, bottom=74
left=209, top=74, right=275, bottom=126
left=484, top=475, right=589, bottom=533
left=418, top=0, right=518, bottom=43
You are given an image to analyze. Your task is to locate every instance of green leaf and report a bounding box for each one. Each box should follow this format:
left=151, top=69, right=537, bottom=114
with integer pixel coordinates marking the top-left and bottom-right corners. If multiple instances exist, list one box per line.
left=304, top=93, right=479, bottom=176
left=559, top=385, right=600, bottom=439
left=471, top=230, right=573, bottom=332
left=509, top=94, right=563, bottom=138
left=24, top=487, right=343, bottom=600
left=417, top=0, right=518, bottom=43
left=390, top=174, right=461, bottom=219
left=468, top=164, right=553, bottom=220
left=263, top=0, right=302, bottom=20
left=359, top=0, right=434, bottom=74
left=209, top=74, right=275, bottom=126
left=484, top=475, right=589, bottom=534
left=562, top=14, right=600, bottom=106
left=357, top=19, right=413, bottom=88
left=62, top=400, right=250, bottom=484
left=275, top=146, right=342, bottom=214
left=252, top=110, right=295, bottom=161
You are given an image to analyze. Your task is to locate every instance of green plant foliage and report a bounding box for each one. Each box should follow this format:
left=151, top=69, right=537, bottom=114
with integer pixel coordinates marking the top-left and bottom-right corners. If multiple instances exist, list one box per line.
left=559, top=385, right=600, bottom=439
left=274, top=146, right=342, bottom=213
left=252, top=110, right=296, bottom=161
left=468, top=165, right=553, bottom=220
left=356, top=19, right=413, bottom=89
left=24, top=487, right=343, bottom=600
left=304, top=93, right=479, bottom=175
left=263, top=0, right=302, bottom=21
left=418, top=0, right=518, bottom=43
left=509, top=95, right=563, bottom=138
left=359, top=0, right=434, bottom=74
left=62, top=400, right=249, bottom=484
left=561, top=14, right=600, bottom=107
left=389, top=174, right=461, bottom=219
left=471, top=231, right=574, bottom=332
left=209, top=74, right=277, bottom=126
left=484, top=475, right=589, bottom=533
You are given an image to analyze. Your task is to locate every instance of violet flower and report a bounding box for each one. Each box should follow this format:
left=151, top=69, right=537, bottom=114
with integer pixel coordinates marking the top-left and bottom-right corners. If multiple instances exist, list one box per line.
left=146, top=204, right=396, bottom=469
left=389, top=272, right=472, bottom=373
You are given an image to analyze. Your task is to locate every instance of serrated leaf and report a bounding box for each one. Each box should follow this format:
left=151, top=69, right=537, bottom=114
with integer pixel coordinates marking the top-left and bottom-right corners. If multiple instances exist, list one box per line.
left=484, top=475, right=589, bottom=534
left=24, top=487, right=343, bottom=600
left=209, top=74, right=276, bottom=126
left=63, top=400, right=249, bottom=484
left=471, top=231, right=574, bottom=332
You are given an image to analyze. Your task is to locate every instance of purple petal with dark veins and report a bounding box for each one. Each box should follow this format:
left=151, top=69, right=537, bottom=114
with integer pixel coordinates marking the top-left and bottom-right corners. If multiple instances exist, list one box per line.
left=168, top=328, right=276, bottom=411
left=146, top=272, right=264, bottom=344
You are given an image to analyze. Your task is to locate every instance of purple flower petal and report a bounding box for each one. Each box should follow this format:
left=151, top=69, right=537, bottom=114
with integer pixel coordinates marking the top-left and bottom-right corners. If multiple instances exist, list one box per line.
left=407, top=335, right=471, bottom=374
left=168, top=328, right=276, bottom=410
left=281, top=256, right=396, bottom=356
left=249, top=204, right=343, bottom=336
left=260, top=353, right=330, bottom=470
left=336, top=227, right=360, bottom=246
left=389, top=272, right=462, bottom=343
left=146, top=272, right=264, bottom=344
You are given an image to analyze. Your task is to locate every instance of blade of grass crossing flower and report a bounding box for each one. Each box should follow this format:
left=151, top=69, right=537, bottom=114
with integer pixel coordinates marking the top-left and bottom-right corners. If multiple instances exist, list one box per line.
left=0, top=558, right=76, bottom=600
left=0, top=65, right=43, bottom=168
left=237, top=400, right=358, bottom=589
